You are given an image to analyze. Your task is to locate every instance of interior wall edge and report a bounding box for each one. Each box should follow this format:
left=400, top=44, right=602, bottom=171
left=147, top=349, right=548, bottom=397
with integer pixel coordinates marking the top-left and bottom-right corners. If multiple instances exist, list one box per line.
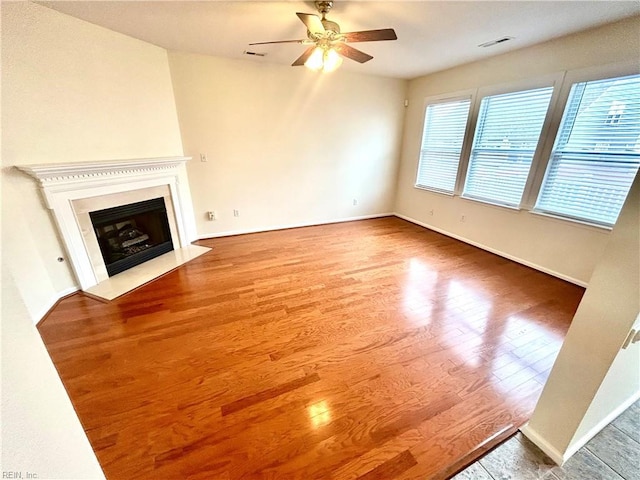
left=520, top=423, right=567, bottom=466
left=521, top=387, right=640, bottom=467
left=393, top=212, right=588, bottom=288
left=568, top=388, right=640, bottom=459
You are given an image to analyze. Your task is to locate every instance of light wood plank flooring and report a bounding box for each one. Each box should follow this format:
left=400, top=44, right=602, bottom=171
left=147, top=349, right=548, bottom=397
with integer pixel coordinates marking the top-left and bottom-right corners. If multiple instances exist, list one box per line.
left=38, top=217, right=584, bottom=479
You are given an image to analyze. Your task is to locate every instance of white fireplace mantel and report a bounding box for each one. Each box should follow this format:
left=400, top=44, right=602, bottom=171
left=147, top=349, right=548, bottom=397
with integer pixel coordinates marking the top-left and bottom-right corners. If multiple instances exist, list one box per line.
left=17, top=156, right=198, bottom=291
left=17, top=156, right=191, bottom=203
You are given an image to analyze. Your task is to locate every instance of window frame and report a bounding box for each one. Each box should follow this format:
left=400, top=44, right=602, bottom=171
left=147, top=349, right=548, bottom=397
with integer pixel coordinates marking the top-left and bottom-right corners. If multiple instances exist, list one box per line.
left=532, top=74, right=640, bottom=227
left=461, top=86, right=555, bottom=208
left=524, top=62, right=640, bottom=220
left=459, top=74, right=564, bottom=210
left=411, top=65, right=639, bottom=230
left=414, top=90, right=477, bottom=196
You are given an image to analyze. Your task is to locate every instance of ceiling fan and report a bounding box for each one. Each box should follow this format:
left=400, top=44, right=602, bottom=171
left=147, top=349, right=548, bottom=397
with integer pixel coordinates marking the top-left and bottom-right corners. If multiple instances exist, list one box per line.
left=249, top=1, right=397, bottom=72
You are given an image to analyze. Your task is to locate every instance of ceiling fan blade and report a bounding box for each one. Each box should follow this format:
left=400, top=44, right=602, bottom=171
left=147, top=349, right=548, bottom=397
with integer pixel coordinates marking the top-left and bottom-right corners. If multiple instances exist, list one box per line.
left=292, top=46, right=317, bottom=66
left=333, top=43, right=373, bottom=64
left=342, top=29, right=398, bottom=43
left=296, top=12, right=325, bottom=34
left=249, top=39, right=305, bottom=46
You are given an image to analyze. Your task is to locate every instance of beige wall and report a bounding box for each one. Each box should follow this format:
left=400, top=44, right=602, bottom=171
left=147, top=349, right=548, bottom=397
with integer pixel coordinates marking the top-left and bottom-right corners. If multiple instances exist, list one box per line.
left=2, top=2, right=184, bottom=320
left=1, top=4, right=638, bottom=474
left=1, top=267, right=106, bottom=479
left=573, top=319, right=640, bottom=444
left=522, top=172, right=640, bottom=463
left=1, top=3, right=183, bottom=476
left=394, top=16, right=640, bottom=285
left=168, top=52, right=406, bottom=237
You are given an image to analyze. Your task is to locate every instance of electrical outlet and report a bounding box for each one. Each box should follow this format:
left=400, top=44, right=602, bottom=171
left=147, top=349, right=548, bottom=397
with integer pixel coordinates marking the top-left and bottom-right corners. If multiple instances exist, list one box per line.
left=200, top=153, right=207, bottom=162
left=353, top=199, right=358, bottom=206
left=233, top=209, right=239, bottom=217
left=429, top=209, right=434, bottom=216
left=461, top=215, right=466, bottom=222
left=207, top=211, right=216, bottom=221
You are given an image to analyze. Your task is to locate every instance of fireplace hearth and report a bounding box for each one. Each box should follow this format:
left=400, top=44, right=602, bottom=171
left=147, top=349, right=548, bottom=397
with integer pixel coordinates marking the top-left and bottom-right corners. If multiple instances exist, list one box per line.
left=90, top=197, right=174, bottom=277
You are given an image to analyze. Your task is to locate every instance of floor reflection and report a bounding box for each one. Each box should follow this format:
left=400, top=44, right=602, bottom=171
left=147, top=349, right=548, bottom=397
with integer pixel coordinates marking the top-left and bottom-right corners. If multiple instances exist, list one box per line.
left=308, top=400, right=331, bottom=429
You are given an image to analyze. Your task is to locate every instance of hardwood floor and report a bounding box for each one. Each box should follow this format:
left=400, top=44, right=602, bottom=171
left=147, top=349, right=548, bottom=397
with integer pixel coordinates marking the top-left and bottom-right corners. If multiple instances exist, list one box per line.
left=38, top=217, right=584, bottom=480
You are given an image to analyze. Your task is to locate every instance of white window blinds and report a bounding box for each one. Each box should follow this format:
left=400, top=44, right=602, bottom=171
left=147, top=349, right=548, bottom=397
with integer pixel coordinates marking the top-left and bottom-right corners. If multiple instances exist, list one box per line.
left=535, top=74, right=640, bottom=226
left=415, top=98, right=471, bottom=193
left=463, top=87, right=554, bottom=207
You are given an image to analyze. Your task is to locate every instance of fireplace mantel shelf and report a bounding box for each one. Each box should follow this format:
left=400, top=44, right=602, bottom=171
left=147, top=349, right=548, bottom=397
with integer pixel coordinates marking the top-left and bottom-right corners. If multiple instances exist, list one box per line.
left=17, top=156, right=191, bottom=184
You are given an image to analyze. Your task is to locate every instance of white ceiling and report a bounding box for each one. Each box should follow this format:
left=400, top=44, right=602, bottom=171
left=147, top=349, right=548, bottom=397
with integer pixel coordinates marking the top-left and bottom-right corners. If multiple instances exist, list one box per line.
left=40, top=1, right=640, bottom=79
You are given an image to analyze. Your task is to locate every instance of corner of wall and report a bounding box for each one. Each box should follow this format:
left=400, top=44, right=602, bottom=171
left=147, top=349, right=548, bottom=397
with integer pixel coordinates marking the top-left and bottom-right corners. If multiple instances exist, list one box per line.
left=520, top=423, right=569, bottom=466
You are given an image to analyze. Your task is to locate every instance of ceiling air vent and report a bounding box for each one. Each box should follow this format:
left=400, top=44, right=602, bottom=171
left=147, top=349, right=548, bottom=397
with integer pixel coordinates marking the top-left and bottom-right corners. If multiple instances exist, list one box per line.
left=478, top=36, right=514, bottom=48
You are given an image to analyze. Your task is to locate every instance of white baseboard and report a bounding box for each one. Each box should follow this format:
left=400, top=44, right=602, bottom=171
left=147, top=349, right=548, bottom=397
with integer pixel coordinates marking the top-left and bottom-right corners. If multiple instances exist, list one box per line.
left=567, top=389, right=640, bottom=458
left=35, top=286, right=79, bottom=325
left=196, top=213, right=394, bottom=240
left=520, top=424, right=567, bottom=466
left=393, top=213, right=588, bottom=288
left=521, top=389, right=640, bottom=465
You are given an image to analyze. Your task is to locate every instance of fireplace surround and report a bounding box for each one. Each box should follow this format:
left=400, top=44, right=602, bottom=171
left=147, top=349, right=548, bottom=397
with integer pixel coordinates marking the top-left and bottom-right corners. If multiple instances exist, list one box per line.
left=17, top=157, right=201, bottom=292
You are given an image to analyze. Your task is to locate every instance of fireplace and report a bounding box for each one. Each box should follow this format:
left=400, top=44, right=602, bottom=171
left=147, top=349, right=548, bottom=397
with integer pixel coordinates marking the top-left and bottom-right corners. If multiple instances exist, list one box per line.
left=16, top=157, right=208, bottom=296
left=90, top=197, right=174, bottom=277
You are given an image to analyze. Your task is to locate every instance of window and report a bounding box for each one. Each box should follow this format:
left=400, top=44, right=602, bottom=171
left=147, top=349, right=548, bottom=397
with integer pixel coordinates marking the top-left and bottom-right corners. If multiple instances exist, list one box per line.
left=535, top=74, right=640, bottom=226
left=463, top=87, right=554, bottom=207
left=415, top=98, right=471, bottom=194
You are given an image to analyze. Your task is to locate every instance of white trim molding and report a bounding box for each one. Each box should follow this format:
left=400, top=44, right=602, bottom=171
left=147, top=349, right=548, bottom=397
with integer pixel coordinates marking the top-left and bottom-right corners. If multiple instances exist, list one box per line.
left=197, top=213, right=394, bottom=240
left=520, top=389, right=640, bottom=466
left=17, top=157, right=195, bottom=291
left=35, top=286, right=80, bottom=326
left=519, top=423, right=567, bottom=466
left=16, top=157, right=190, bottom=188
left=569, top=389, right=640, bottom=455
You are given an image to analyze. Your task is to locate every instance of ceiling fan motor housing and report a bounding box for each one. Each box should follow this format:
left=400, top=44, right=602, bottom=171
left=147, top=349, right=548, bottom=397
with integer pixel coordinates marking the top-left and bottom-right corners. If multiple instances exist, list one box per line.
left=321, top=19, right=340, bottom=33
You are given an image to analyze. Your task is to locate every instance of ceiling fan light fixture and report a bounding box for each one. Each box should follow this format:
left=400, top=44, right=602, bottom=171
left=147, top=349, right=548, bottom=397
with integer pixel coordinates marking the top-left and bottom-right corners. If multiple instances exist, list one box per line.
left=323, top=48, right=342, bottom=72
left=305, top=46, right=325, bottom=71
left=304, top=46, right=342, bottom=72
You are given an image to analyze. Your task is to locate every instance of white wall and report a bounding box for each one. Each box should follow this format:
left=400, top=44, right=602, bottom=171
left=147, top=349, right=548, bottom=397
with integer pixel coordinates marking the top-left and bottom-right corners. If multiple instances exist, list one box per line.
left=522, top=172, right=640, bottom=463
left=168, top=52, right=406, bottom=237
left=1, top=1, right=185, bottom=322
left=394, top=16, right=640, bottom=285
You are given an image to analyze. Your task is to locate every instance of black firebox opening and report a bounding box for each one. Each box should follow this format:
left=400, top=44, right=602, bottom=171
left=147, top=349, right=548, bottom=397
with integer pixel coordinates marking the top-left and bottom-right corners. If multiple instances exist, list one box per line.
left=90, top=197, right=174, bottom=277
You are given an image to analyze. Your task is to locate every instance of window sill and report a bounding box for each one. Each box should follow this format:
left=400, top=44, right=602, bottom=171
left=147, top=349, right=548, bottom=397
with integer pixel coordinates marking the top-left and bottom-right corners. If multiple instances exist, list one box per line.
left=460, top=195, right=521, bottom=211
left=414, top=185, right=455, bottom=196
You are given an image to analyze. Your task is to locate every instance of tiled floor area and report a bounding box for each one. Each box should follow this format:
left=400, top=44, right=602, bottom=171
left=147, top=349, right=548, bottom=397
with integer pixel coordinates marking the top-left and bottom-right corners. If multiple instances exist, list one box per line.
left=452, top=400, right=640, bottom=480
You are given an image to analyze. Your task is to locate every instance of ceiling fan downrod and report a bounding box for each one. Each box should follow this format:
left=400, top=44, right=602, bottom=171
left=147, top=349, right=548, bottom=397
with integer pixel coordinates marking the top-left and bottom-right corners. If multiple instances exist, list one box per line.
left=315, top=1, right=333, bottom=19
left=314, top=1, right=340, bottom=34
